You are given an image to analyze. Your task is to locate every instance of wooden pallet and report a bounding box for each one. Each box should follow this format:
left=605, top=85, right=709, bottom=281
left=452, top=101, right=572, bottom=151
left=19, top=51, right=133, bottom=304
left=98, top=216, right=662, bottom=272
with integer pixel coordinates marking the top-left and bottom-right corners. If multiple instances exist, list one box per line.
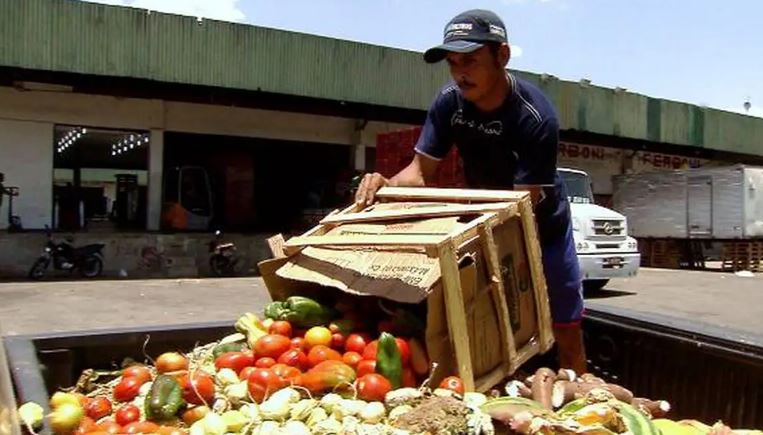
left=639, top=239, right=684, bottom=268
left=721, top=241, right=763, bottom=272
left=268, top=187, right=554, bottom=392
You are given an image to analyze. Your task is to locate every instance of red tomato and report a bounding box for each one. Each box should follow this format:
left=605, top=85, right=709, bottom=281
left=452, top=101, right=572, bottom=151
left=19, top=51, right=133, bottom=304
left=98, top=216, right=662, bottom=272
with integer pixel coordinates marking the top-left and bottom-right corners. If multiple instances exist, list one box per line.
left=115, top=404, right=140, bottom=426
left=361, top=340, right=379, bottom=361
left=356, top=374, right=392, bottom=402
left=254, top=334, right=292, bottom=359
left=290, top=337, right=307, bottom=351
left=122, top=365, right=152, bottom=385
left=330, top=333, right=346, bottom=350
left=74, top=416, right=97, bottom=435
left=179, top=371, right=216, bottom=405
left=269, top=321, right=293, bottom=338
left=356, top=360, right=376, bottom=377
left=277, top=349, right=309, bottom=371
left=377, top=320, right=394, bottom=333
left=97, top=421, right=123, bottom=435
left=254, top=357, right=276, bottom=368
left=215, top=351, right=255, bottom=374
left=155, top=352, right=188, bottom=374
left=85, top=396, right=112, bottom=420
left=439, top=376, right=465, bottom=395
left=123, top=421, right=159, bottom=435
left=307, top=345, right=342, bottom=367
left=342, top=351, right=363, bottom=368
left=74, top=393, right=91, bottom=409
left=402, top=368, right=417, bottom=388
left=113, top=377, right=142, bottom=402
left=238, top=366, right=257, bottom=381
left=271, top=363, right=301, bottom=383
left=247, top=368, right=285, bottom=403
left=344, top=334, right=369, bottom=354
left=395, top=338, right=411, bottom=367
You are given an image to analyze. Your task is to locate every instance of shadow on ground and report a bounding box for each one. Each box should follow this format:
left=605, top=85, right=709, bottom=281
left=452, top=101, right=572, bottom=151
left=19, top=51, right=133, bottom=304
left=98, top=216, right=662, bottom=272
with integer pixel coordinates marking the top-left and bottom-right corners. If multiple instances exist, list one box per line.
left=585, top=287, right=637, bottom=299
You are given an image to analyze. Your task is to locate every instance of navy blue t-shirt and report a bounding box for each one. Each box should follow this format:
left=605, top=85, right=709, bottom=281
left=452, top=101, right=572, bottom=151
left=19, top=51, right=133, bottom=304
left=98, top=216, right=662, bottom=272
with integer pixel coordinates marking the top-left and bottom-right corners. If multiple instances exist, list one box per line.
left=415, top=73, right=571, bottom=244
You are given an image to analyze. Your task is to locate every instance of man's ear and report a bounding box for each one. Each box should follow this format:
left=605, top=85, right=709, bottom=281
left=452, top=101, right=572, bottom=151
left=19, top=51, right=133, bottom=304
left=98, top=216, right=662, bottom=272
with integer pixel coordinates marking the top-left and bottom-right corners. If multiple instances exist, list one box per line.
left=501, top=43, right=511, bottom=66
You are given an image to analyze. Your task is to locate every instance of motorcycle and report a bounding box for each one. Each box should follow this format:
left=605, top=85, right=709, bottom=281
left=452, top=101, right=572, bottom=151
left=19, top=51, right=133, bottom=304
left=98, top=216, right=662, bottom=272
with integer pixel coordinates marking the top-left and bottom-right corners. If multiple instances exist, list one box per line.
left=208, top=230, right=238, bottom=277
left=28, top=226, right=105, bottom=280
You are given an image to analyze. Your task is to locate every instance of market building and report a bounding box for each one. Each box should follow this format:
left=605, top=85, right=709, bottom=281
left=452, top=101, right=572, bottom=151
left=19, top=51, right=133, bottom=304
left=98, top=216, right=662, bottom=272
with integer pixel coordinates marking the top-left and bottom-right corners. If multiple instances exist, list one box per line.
left=1, top=0, right=762, bottom=278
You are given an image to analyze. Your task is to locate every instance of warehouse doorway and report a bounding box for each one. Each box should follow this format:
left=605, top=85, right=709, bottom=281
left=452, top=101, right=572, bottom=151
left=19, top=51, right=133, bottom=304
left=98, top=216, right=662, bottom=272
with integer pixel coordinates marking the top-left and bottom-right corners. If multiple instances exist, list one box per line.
left=52, top=125, right=149, bottom=231
left=163, top=132, right=354, bottom=232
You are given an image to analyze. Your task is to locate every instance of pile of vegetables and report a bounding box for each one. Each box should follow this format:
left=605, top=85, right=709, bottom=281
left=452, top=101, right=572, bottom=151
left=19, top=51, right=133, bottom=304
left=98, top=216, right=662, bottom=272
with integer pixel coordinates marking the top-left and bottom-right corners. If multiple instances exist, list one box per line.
left=16, top=296, right=478, bottom=435
left=481, top=368, right=762, bottom=435
left=15, top=295, right=763, bottom=435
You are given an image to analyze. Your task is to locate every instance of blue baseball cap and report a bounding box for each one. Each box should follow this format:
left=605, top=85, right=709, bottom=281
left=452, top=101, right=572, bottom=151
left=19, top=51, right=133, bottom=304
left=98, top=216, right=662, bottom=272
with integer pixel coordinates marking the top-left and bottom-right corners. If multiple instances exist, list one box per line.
left=424, top=9, right=508, bottom=63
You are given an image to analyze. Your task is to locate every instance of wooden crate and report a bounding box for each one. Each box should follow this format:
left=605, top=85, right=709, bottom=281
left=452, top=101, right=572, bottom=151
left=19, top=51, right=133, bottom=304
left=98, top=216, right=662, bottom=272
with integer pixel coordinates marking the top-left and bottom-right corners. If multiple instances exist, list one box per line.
left=260, top=187, right=554, bottom=392
left=721, top=241, right=763, bottom=272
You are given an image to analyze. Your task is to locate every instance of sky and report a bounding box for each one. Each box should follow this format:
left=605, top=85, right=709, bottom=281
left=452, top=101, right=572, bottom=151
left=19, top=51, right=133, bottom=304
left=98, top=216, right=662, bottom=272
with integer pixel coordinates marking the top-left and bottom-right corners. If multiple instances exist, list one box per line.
left=85, top=0, right=763, bottom=118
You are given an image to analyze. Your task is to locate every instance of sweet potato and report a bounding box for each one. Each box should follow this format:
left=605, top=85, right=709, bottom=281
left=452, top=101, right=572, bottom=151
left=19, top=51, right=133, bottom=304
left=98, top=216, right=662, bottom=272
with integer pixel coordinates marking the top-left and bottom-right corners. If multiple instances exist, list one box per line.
left=530, top=368, right=555, bottom=409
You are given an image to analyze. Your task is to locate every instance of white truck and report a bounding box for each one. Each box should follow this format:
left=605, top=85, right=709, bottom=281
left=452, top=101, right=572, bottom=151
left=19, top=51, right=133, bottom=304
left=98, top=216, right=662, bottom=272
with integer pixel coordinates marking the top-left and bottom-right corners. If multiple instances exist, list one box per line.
left=559, top=168, right=640, bottom=291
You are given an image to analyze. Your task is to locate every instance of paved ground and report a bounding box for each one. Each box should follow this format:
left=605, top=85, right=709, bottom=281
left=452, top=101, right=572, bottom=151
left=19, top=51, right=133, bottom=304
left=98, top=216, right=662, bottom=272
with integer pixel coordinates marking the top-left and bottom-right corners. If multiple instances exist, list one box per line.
left=0, top=278, right=272, bottom=336
left=0, top=268, right=761, bottom=341
left=585, top=268, right=762, bottom=341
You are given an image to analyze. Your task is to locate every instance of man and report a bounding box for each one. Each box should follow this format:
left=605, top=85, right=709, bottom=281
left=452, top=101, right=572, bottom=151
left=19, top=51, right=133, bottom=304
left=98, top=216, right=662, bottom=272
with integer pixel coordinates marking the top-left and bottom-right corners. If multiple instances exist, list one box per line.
left=355, top=9, right=586, bottom=373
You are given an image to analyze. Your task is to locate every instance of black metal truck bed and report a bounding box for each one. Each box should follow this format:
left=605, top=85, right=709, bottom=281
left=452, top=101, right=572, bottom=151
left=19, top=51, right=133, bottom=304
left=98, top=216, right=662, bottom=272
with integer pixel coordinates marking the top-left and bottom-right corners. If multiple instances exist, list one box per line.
left=3, top=307, right=763, bottom=432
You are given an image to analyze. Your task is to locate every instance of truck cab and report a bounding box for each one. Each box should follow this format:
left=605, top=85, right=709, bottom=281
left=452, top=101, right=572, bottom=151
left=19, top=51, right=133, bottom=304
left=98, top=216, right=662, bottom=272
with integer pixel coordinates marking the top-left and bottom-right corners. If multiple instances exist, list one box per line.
left=559, top=168, right=640, bottom=291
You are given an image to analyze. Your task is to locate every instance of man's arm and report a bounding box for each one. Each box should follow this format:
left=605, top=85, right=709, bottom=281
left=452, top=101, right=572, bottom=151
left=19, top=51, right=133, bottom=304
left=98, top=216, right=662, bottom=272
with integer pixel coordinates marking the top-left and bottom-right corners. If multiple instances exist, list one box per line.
left=514, top=117, right=560, bottom=207
left=356, top=87, right=455, bottom=206
left=355, top=154, right=440, bottom=206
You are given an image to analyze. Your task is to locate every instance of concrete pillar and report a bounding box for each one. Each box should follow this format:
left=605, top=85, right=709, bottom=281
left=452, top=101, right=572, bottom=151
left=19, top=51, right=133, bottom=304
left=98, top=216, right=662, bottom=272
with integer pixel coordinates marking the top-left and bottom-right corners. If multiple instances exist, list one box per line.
left=352, top=119, right=368, bottom=172
left=354, top=144, right=366, bottom=172
left=147, top=129, right=164, bottom=231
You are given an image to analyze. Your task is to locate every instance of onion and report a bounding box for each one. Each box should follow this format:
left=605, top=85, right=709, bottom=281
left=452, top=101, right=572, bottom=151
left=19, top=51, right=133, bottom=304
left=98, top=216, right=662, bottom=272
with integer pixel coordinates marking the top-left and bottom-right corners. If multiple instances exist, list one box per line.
left=49, top=403, right=84, bottom=434
left=49, top=392, right=80, bottom=409
left=18, top=402, right=44, bottom=429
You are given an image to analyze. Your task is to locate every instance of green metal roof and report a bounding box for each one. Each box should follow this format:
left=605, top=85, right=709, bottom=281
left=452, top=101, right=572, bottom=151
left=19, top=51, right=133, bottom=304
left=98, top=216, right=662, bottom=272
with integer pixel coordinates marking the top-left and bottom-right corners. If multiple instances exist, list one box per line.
left=1, top=0, right=762, bottom=157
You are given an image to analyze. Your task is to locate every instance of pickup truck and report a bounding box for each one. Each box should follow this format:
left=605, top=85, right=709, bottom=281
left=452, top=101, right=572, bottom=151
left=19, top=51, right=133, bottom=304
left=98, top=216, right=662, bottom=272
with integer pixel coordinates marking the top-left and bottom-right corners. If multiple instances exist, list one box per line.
left=559, top=168, right=641, bottom=291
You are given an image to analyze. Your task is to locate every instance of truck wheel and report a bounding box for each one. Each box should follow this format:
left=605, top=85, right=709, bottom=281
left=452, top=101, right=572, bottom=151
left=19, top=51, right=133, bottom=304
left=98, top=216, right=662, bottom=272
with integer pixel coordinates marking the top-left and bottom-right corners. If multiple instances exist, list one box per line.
left=583, top=279, right=609, bottom=292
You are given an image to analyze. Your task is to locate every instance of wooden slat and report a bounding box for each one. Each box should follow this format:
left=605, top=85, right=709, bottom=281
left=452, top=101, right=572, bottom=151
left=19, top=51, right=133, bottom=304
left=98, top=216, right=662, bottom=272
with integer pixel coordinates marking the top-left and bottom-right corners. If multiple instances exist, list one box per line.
left=449, top=204, right=516, bottom=248
left=266, top=234, right=287, bottom=259
left=478, top=221, right=517, bottom=373
left=517, top=198, right=555, bottom=352
left=319, top=202, right=515, bottom=225
left=301, top=203, right=364, bottom=238
left=283, top=234, right=446, bottom=255
left=475, top=365, right=509, bottom=393
left=376, top=186, right=530, bottom=202
left=514, top=341, right=541, bottom=369
left=438, top=242, right=476, bottom=392
left=450, top=213, right=499, bottom=247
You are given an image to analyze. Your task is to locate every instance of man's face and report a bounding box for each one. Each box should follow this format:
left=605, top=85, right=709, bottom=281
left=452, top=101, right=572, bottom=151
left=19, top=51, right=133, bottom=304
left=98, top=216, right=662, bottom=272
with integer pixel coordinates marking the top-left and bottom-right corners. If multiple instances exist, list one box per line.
left=446, top=45, right=508, bottom=104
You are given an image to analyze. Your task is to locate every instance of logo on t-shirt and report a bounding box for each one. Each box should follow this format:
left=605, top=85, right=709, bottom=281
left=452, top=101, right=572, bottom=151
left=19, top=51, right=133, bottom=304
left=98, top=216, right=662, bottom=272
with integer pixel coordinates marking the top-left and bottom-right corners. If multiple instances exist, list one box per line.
left=451, top=109, right=503, bottom=136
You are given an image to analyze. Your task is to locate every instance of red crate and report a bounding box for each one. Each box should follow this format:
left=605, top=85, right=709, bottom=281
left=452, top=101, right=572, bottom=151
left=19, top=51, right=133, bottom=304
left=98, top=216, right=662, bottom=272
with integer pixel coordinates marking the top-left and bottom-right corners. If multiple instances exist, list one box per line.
left=375, top=128, right=466, bottom=187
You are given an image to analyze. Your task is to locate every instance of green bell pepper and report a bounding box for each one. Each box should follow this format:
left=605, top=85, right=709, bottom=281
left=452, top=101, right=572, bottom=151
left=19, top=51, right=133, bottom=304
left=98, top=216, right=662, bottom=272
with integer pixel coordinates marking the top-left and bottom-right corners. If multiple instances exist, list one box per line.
left=264, top=296, right=335, bottom=328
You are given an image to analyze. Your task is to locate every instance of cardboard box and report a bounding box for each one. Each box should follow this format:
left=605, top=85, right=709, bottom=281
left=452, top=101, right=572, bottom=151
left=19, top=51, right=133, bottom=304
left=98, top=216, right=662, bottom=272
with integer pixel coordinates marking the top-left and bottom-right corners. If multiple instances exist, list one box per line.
left=259, top=187, right=553, bottom=392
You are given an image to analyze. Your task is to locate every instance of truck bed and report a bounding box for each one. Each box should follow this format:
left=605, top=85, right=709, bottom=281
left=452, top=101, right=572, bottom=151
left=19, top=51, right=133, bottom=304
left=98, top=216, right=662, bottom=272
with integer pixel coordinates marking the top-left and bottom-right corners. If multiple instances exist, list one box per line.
left=4, top=307, right=762, bottom=432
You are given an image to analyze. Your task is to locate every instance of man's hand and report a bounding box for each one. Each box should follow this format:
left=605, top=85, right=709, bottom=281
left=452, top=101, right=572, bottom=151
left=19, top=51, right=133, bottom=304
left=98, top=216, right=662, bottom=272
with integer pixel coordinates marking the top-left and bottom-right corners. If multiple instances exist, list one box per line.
left=355, top=172, right=389, bottom=206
